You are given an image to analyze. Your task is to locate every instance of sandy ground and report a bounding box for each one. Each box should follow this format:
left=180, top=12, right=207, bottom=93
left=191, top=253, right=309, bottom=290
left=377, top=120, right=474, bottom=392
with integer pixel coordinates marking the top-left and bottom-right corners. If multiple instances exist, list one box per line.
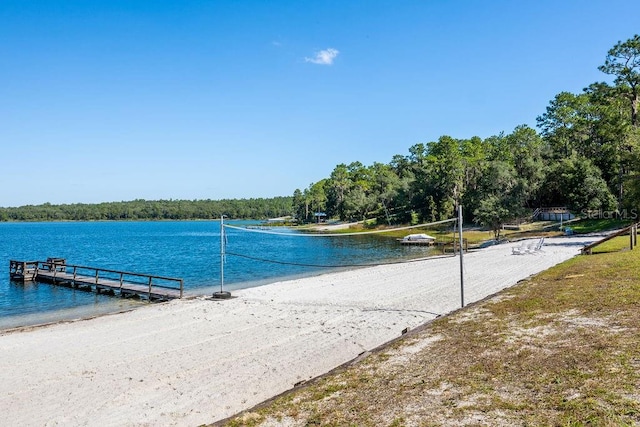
left=0, top=236, right=597, bottom=426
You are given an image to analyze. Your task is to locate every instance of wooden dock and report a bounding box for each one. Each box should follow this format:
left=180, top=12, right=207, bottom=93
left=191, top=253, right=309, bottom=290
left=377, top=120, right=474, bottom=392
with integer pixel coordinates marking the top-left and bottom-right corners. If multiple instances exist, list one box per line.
left=9, top=258, right=184, bottom=301
left=398, top=239, right=434, bottom=246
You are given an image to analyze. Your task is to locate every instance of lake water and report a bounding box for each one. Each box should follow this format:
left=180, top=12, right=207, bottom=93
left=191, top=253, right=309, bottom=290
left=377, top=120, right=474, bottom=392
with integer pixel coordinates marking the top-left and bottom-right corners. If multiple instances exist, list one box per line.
left=0, top=221, right=435, bottom=330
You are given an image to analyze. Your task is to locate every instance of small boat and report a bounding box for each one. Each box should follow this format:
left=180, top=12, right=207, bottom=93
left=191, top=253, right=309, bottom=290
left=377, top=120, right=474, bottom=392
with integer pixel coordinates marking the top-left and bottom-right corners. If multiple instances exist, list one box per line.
left=399, top=233, right=435, bottom=245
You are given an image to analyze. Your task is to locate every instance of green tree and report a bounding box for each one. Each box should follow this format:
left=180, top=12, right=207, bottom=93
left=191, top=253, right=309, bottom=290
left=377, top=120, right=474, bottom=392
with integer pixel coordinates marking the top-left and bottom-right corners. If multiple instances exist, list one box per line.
left=537, top=84, right=629, bottom=208
left=537, top=91, right=591, bottom=158
left=584, top=82, right=634, bottom=206
left=428, top=136, right=464, bottom=213
left=473, top=196, right=511, bottom=240
left=292, top=189, right=306, bottom=222
left=538, top=155, right=616, bottom=212
left=389, top=154, right=415, bottom=223
left=368, top=162, right=402, bottom=224
left=325, top=163, right=351, bottom=219
left=473, top=161, right=524, bottom=239
left=505, top=125, right=545, bottom=207
left=599, top=34, right=640, bottom=126
left=459, top=136, right=489, bottom=221
left=307, top=180, right=328, bottom=221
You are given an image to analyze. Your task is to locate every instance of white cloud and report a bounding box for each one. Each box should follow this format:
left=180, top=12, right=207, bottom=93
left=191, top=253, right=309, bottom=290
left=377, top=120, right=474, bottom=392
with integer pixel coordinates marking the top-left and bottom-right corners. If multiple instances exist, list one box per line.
left=305, top=48, right=339, bottom=65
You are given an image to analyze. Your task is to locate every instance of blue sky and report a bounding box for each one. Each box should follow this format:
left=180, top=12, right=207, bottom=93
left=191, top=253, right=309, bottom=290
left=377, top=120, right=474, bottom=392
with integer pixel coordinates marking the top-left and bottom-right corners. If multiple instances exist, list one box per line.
left=2, top=0, right=639, bottom=207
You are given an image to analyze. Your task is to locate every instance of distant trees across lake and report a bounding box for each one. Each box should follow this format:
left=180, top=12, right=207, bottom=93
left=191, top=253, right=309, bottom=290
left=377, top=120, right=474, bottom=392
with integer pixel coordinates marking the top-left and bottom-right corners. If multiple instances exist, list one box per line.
left=0, top=197, right=293, bottom=222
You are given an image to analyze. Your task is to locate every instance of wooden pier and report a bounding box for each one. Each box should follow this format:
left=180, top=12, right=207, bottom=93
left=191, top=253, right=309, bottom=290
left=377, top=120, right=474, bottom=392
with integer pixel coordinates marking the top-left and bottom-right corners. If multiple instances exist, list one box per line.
left=9, top=258, right=184, bottom=301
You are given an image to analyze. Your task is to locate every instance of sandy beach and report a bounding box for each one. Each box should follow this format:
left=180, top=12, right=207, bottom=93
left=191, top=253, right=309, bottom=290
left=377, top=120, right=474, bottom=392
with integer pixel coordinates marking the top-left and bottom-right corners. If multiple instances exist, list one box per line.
left=0, top=236, right=597, bottom=426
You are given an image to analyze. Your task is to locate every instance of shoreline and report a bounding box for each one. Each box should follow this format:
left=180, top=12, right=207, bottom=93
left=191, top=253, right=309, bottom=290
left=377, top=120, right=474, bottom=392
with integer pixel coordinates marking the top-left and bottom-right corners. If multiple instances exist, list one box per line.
left=1, top=251, right=450, bottom=334
left=0, top=236, right=598, bottom=426
left=2, top=248, right=442, bottom=333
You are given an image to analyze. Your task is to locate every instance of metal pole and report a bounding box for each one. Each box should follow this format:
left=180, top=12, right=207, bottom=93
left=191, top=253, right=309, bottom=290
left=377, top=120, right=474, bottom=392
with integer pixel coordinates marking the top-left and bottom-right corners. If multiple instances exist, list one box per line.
left=213, top=215, right=232, bottom=299
left=458, top=205, right=465, bottom=308
left=220, top=214, right=225, bottom=293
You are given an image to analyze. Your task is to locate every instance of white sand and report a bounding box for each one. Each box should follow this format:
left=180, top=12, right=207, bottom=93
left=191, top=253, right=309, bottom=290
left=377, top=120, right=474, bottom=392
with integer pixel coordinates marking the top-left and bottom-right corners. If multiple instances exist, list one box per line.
left=0, top=236, right=597, bottom=426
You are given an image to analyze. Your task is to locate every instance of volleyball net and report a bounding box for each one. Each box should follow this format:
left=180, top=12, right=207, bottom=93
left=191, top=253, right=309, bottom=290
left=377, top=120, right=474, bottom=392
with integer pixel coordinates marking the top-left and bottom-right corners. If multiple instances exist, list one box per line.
left=223, top=217, right=457, bottom=238
left=221, top=217, right=459, bottom=269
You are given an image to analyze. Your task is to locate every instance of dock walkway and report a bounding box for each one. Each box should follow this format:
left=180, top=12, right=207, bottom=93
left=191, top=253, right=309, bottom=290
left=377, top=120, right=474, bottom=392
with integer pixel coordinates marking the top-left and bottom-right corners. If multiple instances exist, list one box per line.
left=9, top=258, right=183, bottom=301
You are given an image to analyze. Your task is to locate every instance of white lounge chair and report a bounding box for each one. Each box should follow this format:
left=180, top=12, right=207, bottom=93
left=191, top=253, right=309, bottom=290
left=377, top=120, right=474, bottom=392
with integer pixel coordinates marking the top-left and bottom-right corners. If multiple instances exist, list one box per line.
left=512, top=241, right=528, bottom=255
left=524, top=241, right=537, bottom=254
left=512, top=238, right=544, bottom=255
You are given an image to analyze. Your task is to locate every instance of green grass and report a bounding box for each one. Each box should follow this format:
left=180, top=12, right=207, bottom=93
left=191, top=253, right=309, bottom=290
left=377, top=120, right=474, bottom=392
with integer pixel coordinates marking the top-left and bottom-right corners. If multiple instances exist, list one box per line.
left=590, top=235, right=634, bottom=253
left=220, top=247, right=640, bottom=427
left=565, top=218, right=632, bottom=234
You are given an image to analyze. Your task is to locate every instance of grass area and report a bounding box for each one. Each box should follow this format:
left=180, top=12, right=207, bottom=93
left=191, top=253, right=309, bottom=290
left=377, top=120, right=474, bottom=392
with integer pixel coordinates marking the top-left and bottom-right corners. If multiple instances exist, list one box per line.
left=591, top=235, right=634, bottom=254
left=220, top=248, right=640, bottom=426
left=568, top=218, right=632, bottom=234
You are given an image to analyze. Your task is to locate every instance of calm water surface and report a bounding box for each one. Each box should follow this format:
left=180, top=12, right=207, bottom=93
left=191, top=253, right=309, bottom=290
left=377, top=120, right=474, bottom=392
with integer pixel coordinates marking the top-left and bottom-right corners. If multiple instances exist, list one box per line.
left=0, top=221, right=434, bottom=329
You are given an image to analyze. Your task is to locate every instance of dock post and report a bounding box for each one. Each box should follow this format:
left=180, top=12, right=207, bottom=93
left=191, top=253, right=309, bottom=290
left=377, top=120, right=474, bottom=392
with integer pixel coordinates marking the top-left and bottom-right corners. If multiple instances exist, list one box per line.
left=95, top=269, right=101, bottom=293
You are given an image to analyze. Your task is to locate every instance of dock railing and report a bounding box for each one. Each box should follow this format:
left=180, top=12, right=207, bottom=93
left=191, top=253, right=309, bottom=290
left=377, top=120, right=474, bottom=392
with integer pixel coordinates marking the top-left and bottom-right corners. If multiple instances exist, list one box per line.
left=37, top=261, right=184, bottom=299
left=9, top=260, right=39, bottom=281
left=581, top=222, right=639, bottom=255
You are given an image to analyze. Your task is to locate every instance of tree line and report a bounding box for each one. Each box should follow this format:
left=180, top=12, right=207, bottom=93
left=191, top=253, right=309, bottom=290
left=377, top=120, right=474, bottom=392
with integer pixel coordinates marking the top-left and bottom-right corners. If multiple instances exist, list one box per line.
left=293, top=35, right=640, bottom=235
left=0, top=198, right=293, bottom=222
